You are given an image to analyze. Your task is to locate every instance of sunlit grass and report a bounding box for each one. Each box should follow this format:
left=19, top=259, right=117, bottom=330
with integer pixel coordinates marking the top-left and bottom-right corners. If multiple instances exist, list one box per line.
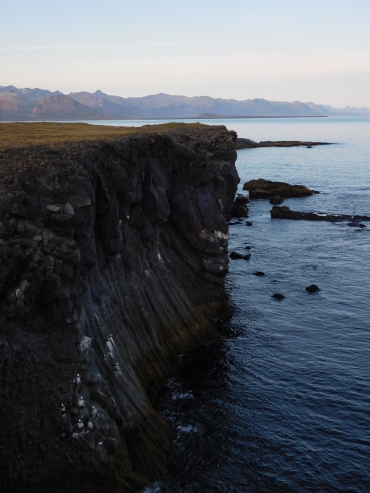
left=0, top=122, right=208, bottom=150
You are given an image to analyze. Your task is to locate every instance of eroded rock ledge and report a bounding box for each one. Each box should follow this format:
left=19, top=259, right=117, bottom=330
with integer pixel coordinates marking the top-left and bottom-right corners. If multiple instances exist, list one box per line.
left=0, top=123, right=238, bottom=492
left=270, top=205, right=370, bottom=223
left=236, top=138, right=332, bottom=149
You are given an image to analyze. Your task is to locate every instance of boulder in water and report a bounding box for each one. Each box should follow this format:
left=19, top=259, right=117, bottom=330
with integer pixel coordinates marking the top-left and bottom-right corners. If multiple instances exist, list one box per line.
left=306, top=284, right=320, bottom=293
left=272, top=293, right=285, bottom=300
left=235, top=195, right=249, bottom=205
left=230, top=251, right=244, bottom=260
left=231, top=202, right=248, bottom=218
left=270, top=195, right=284, bottom=205
left=231, top=195, right=249, bottom=217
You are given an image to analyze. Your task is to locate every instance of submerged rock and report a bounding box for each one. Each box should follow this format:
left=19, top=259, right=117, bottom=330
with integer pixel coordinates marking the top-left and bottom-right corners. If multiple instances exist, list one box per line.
left=306, top=284, right=320, bottom=293
left=243, top=179, right=318, bottom=200
left=253, top=271, right=265, bottom=276
left=230, top=251, right=244, bottom=259
left=272, top=293, right=285, bottom=300
left=348, top=222, right=367, bottom=228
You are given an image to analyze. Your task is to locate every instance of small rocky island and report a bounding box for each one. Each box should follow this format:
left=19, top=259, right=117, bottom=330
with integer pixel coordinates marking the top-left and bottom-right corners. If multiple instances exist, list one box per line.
left=0, top=122, right=239, bottom=492
left=236, top=138, right=332, bottom=150
left=270, top=206, right=370, bottom=223
left=243, top=178, right=318, bottom=201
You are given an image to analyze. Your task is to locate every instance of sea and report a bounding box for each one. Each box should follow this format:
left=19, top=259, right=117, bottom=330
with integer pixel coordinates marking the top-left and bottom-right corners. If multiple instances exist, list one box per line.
left=91, top=117, right=370, bottom=492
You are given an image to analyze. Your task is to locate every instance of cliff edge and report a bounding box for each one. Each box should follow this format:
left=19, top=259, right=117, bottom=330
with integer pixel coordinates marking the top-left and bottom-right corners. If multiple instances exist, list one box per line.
left=0, top=123, right=238, bottom=492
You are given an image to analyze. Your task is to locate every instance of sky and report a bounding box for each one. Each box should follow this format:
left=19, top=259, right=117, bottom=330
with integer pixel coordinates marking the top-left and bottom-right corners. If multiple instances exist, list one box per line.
left=1, top=0, right=370, bottom=107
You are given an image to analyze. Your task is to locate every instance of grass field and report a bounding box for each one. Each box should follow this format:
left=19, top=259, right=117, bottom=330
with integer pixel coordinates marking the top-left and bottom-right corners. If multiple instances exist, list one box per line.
left=0, top=122, right=207, bottom=149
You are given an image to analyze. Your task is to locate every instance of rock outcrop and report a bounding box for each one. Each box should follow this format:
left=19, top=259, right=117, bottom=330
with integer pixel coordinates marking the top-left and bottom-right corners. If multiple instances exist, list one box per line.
left=236, top=138, right=332, bottom=149
left=0, top=123, right=238, bottom=492
left=243, top=179, right=318, bottom=200
left=230, top=195, right=249, bottom=217
left=270, top=206, right=370, bottom=222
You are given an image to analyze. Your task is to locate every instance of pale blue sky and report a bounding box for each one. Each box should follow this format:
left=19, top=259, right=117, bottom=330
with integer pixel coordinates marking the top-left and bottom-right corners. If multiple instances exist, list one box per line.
left=1, top=0, right=370, bottom=106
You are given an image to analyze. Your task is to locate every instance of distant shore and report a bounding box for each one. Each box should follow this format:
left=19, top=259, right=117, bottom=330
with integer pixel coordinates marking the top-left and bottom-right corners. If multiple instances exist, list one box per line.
left=0, top=115, right=329, bottom=123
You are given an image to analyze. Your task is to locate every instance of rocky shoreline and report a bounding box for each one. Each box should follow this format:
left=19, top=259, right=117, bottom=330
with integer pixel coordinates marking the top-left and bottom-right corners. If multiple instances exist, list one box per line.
left=0, top=123, right=239, bottom=492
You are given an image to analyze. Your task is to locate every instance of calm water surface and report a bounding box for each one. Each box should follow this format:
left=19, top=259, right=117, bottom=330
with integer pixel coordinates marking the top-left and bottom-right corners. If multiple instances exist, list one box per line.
left=96, top=117, right=370, bottom=492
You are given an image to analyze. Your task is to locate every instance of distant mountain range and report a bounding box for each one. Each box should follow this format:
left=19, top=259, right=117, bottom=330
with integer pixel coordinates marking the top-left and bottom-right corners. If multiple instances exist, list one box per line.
left=1, top=85, right=370, bottom=121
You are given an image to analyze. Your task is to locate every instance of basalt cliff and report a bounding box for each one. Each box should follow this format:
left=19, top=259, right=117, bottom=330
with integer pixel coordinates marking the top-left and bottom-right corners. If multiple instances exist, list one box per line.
left=0, top=123, right=238, bottom=492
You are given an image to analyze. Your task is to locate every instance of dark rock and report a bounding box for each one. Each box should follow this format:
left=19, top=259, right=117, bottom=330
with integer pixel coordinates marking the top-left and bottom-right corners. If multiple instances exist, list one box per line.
left=306, top=145, right=312, bottom=148
left=231, top=195, right=249, bottom=218
left=235, top=195, right=249, bottom=205
left=245, top=246, right=252, bottom=250
left=244, top=178, right=318, bottom=199
left=0, top=123, right=239, bottom=492
left=348, top=222, right=367, bottom=228
left=306, top=284, right=320, bottom=293
left=236, top=138, right=332, bottom=150
left=243, top=254, right=251, bottom=260
left=246, top=221, right=253, bottom=226
left=253, top=271, right=265, bottom=276
left=230, top=251, right=244, bottom=259
left=272, top=293, right=285, bottom=300
left=231, top=203, right=248, bottom=217
left=271, top=206, right=370, bottom=223
left=235, top=138, right=259, bottom=149
left=270, top=195, right=284, bottom=205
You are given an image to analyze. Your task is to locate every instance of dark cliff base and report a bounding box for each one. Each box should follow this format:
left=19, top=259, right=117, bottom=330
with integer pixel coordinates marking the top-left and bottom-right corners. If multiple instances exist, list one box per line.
left=0, top=123, right=239, bottom=492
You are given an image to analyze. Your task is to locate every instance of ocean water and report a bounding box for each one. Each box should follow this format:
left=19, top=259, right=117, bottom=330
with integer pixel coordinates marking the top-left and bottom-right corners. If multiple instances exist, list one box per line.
left=95, top=117, right=370, bottom=492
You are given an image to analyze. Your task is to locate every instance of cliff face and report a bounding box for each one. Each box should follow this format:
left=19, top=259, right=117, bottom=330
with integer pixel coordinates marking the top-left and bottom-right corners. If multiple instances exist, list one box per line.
left=0, top=124, right=238, bottom=491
